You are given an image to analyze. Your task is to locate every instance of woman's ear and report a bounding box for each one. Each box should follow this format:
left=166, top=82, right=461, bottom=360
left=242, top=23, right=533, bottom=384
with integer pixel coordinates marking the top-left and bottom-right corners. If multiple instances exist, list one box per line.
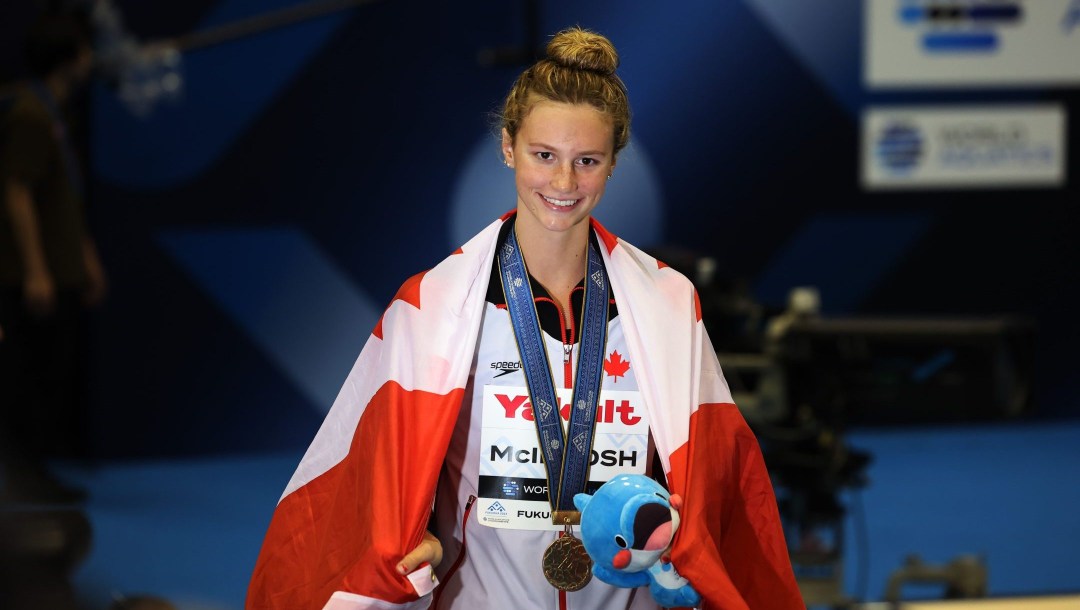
left=501, top=129, right=514, bottom=168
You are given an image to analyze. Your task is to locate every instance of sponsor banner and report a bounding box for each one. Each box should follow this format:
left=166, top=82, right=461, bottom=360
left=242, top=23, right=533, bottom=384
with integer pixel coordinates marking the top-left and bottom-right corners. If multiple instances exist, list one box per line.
left=865, top=0, right=1080, bottom=87
left=477, top=385, right=648, bottom=530
left=478, top=476, right=605, bottom=503
left=862, top=105, right=1067, bottom=189
left=478, top=497, right=607, bottom=530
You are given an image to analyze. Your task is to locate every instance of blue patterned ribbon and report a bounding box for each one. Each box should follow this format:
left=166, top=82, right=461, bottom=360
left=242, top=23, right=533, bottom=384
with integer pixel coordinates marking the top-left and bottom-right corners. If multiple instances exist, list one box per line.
left=499, top=225, right=608, bottom=522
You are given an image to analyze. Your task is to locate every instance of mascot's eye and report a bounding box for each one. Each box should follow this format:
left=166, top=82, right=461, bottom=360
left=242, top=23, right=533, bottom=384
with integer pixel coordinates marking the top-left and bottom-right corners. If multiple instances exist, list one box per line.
left=614, top=535, right=627, bottom=548
left=655, top=493, right=666, bottom=499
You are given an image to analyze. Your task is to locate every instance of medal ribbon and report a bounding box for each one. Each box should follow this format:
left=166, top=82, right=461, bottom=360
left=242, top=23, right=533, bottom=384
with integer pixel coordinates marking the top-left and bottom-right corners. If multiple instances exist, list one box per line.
left=499, top=225, right=608, bottom=522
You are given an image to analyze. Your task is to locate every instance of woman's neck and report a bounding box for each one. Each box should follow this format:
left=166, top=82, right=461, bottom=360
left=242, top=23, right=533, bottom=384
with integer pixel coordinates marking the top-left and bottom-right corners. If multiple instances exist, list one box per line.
left=515, top=217, right=591, bottom=324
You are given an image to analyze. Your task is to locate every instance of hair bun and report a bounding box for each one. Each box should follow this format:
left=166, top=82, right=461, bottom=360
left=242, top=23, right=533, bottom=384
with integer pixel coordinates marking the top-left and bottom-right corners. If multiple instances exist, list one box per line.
left=546, top=27, right=619, bottom=76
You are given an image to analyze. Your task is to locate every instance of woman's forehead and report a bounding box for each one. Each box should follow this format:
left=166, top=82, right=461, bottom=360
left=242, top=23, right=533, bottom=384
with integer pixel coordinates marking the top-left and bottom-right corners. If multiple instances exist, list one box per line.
left=517, top=101, right=615, bottom=150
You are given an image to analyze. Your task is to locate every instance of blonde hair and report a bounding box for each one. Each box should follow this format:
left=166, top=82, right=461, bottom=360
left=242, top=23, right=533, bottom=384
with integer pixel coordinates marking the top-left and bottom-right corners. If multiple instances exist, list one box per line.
left=501, top=27, right=630, bottom=155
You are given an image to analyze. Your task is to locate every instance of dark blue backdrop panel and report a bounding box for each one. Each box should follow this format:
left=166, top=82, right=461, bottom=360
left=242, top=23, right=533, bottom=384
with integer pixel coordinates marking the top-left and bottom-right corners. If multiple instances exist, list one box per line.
left=77, top=0, right=1080, bottom=457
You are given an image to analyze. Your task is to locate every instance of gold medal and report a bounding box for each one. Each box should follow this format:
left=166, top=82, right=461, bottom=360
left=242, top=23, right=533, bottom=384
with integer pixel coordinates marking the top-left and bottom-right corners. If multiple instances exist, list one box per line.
left=542, top=530, right=593, bottom=592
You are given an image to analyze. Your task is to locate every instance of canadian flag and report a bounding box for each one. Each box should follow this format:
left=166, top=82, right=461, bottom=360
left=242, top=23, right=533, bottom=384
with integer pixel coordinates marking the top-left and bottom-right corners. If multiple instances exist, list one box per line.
left=246, top=214, right=803, bottom=610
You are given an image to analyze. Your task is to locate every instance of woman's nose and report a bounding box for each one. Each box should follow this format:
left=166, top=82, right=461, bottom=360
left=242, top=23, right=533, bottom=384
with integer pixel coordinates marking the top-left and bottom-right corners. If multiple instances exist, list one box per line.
left=551, top=163, right=576, bottom=192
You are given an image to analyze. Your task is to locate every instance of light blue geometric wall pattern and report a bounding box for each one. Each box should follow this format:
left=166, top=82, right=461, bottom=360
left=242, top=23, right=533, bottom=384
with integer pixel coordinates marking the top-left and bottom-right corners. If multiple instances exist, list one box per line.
left=740, top=0, right=863, bottom=114
left=158, top=227, right=379, bottom=412
left=754, top=214, right=932, bottom=313
left=93, top=0, right=355, bottom=189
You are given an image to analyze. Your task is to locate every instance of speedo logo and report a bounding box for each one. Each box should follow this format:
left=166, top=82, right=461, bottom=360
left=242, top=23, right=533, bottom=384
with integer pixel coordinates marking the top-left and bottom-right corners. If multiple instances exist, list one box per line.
left=490, top=361, right=523, bottom=378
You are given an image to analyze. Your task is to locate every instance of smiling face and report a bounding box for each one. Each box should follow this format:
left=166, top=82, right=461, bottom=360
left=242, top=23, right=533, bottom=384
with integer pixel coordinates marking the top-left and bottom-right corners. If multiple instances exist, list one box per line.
left=503, top=100, right=616, bottom=241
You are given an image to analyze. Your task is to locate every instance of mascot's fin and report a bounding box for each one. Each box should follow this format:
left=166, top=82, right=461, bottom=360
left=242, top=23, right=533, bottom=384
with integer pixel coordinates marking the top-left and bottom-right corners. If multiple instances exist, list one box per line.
left=573, top=493, right=591, bottom=512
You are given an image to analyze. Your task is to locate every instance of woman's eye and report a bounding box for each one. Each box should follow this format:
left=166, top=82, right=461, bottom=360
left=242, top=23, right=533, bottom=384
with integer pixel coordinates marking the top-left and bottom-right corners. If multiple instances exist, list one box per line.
left=579, top=158, right=596, bottom=166
left=536, top=152, right=553, bottom=161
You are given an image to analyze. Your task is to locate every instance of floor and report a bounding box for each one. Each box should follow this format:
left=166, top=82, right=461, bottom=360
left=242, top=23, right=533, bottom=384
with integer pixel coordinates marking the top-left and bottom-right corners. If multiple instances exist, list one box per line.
left=42, top=418, right=1080, bottom=609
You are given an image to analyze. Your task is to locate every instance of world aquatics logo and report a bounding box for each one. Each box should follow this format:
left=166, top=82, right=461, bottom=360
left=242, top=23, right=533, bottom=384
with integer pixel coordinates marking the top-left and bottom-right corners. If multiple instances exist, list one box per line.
left=876, top=123, right=925, bottom=174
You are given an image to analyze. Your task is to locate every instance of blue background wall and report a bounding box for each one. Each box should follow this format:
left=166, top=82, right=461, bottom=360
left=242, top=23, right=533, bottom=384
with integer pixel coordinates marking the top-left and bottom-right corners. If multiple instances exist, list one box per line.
left=76, top=0, right=1080, bottom=457
left=2, top=1, right=1078, bottom=608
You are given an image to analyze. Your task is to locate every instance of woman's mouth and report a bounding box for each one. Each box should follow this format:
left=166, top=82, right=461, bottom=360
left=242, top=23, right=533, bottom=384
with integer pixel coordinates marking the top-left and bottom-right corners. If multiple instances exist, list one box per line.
left=541, top=194, right=579, bottom=208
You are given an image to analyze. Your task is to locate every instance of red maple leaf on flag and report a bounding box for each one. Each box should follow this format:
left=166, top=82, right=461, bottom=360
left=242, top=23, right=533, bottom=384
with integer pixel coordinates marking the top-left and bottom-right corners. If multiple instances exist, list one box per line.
left=604, top=350, right=630, bottom=382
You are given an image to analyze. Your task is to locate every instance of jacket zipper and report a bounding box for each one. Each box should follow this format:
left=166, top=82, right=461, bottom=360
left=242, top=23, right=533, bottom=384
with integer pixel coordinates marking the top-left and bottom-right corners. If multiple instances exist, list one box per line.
left=431, top=495, right=476, bottom=610
left=562, top=291, right=577, bottom=387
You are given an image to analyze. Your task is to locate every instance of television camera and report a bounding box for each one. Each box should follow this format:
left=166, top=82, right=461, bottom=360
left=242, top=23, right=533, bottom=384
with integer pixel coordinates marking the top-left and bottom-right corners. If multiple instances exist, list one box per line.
left=656, top=248, right=1035, bottom=608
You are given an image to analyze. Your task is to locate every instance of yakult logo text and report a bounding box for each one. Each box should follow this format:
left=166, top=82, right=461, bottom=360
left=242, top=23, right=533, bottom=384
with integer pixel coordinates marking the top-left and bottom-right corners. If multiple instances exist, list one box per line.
left=494, top=393, right=642, bottom=425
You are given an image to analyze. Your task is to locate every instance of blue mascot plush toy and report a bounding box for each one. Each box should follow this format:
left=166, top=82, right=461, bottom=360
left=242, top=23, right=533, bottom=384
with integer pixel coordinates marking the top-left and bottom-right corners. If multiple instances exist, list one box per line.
left=574, top=474, right=701, bottom=608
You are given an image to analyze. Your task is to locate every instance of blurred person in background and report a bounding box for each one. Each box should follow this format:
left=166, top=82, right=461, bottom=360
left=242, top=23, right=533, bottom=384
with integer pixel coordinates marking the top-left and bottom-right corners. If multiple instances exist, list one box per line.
left=0, top=5, right=105, bottom=504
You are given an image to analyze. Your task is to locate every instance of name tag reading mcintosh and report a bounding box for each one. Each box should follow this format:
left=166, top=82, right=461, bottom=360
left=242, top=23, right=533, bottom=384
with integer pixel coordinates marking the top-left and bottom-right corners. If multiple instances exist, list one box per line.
left=477, top=386, right=649, bottom=529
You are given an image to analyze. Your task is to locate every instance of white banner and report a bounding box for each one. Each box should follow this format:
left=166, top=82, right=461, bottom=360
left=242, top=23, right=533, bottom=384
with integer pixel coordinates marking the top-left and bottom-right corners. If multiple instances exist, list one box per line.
left=866, top=0, right=1080, bottom=87
left=862, top=105, right=1067, bottom=189
left=476, top=385, right=649, bottom=530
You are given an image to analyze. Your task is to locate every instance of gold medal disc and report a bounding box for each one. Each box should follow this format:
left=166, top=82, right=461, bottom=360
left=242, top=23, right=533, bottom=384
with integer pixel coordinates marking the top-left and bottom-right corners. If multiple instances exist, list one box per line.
left=542, top=535, right=593, bottom=592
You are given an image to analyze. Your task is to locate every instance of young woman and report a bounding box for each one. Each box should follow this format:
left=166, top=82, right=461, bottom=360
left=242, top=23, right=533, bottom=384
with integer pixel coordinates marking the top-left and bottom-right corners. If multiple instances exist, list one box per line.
left=247, top=27, right=803, bottom=610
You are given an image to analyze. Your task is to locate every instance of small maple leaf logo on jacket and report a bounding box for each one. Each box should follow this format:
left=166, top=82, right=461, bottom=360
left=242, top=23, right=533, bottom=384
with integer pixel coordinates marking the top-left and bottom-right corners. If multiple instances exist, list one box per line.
left=604, top=350, right=630, bottom=382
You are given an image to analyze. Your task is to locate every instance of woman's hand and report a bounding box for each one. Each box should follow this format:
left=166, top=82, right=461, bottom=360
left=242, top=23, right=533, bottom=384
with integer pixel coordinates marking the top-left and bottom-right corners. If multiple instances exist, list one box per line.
left=397, top=530, right=443, bottom=575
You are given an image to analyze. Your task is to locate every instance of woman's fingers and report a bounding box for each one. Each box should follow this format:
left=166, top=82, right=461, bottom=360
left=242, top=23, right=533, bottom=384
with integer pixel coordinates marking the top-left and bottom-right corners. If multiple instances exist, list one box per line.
left=397, top=531, right=443, bottom=575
